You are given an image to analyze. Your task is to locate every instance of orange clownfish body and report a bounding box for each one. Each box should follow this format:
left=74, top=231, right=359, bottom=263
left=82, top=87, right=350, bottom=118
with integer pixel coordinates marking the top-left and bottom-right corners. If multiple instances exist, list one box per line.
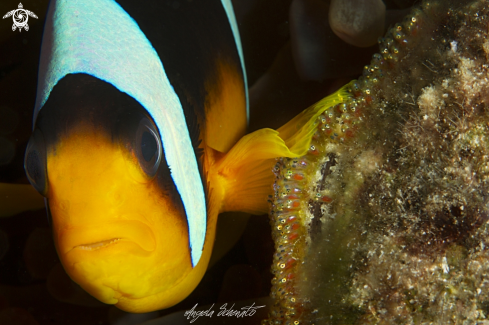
left=18, top=0, right=350, bottom=313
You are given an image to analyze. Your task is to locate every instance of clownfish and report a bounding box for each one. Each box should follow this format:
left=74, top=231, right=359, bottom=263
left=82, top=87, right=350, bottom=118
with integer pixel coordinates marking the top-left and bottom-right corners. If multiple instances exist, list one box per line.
left=17, top=0, right=349, bottom=313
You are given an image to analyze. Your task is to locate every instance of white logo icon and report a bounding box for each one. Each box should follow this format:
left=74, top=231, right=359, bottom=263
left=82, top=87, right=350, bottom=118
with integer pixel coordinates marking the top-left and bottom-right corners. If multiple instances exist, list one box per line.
left=3, top=3, right=37, bottom=32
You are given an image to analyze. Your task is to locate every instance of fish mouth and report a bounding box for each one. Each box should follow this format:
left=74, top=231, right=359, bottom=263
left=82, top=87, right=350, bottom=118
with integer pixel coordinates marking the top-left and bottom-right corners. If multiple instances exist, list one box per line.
left=75, top=238, right=122, bottom=251
left=61, top=220, right=156, bottom=254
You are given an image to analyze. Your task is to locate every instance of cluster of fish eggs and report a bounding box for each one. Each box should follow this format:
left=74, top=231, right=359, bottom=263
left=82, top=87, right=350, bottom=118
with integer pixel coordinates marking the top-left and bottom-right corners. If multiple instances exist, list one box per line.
left=263, top=3, right=432, bottom=324
left=263, top=80, right=376, bottom=324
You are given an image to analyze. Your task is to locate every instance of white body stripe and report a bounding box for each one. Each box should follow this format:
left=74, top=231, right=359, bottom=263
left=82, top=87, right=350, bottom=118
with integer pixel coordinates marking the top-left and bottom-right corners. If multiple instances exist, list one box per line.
left=220, top=0, right=249, bottom=124
left=35, top=0, right=206, bottom=266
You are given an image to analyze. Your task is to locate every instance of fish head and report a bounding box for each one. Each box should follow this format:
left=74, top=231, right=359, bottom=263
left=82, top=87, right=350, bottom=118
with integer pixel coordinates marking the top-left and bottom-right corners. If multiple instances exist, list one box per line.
left=24, top=74, right=210, bottom=312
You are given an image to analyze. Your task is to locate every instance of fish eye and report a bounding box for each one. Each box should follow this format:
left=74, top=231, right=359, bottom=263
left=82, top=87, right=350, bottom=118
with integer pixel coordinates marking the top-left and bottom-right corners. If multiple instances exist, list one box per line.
left=141, top=131, right=157, bottom=162
left=134, top=118, right=162, bottom=178
left=24, top=129, right=48, bottom=196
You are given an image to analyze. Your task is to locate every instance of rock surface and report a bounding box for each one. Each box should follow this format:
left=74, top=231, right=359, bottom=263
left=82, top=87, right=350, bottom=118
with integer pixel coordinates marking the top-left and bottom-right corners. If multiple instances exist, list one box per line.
left=266, top=0, right=489, bottom=323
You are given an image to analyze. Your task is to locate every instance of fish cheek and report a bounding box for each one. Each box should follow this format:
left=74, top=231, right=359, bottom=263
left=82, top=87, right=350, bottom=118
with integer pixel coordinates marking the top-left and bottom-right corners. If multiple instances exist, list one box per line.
left=51, top=189, right=194, bottom=303
left=138, top=187, right=194, bottom=294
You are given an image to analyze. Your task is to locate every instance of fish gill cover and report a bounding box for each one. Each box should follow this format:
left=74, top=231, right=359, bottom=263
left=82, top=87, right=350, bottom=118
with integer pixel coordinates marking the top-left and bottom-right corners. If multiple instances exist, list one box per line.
left=265, top=0, right=489, bottom=324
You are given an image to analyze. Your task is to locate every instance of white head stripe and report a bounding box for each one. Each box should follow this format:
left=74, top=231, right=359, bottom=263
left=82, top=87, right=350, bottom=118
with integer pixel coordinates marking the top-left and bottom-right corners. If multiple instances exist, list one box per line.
left=35, top=0, right=206, bottom=266
left=220, top=0, right=249, bottom=124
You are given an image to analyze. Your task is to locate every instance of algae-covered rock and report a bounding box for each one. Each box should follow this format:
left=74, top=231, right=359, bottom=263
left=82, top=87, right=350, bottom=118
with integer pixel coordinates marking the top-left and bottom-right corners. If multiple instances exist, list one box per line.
left=265, top=0, right=489, bottom=324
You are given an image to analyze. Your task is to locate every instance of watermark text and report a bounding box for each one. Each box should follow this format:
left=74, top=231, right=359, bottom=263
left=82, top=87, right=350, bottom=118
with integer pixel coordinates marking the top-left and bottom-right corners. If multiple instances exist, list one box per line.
left=184, top=302, right=265, bottom=323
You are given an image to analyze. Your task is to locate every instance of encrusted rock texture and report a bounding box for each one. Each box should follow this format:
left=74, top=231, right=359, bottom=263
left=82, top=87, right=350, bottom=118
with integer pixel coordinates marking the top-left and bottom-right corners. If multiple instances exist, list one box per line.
left=265, top=0, right=489, bottom=324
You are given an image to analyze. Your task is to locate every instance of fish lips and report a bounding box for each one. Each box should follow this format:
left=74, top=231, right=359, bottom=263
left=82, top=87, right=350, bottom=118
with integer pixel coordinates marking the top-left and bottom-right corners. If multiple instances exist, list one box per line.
left=59, top=220, right=156, bottom=256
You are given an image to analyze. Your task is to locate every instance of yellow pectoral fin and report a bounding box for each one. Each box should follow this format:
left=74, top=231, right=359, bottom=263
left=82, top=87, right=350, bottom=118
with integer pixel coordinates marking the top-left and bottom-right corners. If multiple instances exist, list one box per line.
left=277, top=82, right=352, bottom=154
left=0, top=183, right=45, bottom=217
left=216, top=128, right=308, bottom=215
left=217, top=83, right=351, bottom=215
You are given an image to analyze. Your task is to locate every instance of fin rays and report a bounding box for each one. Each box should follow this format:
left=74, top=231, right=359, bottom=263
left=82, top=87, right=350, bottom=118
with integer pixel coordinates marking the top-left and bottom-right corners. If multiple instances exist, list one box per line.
left=217, top=85, right=351, bottom=215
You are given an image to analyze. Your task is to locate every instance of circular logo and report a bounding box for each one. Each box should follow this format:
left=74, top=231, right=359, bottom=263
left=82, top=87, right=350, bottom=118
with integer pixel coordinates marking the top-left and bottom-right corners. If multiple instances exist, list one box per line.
left=13, top=9, right=28, bottom=28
